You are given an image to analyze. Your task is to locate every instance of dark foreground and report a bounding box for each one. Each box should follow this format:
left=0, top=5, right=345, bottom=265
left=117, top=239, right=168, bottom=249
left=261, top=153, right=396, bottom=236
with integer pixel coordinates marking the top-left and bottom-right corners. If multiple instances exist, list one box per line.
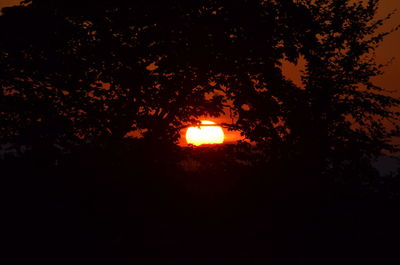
left=3, top=141, right=400, bottom=265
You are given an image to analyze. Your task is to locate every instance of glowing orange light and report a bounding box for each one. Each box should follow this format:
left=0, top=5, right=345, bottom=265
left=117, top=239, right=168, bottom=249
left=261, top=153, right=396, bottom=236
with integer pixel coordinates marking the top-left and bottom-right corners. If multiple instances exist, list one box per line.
left=186, top=120, right=224, bottom=146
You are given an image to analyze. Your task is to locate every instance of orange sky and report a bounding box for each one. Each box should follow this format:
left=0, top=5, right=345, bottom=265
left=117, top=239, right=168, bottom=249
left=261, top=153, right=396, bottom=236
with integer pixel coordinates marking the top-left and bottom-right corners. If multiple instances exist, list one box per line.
left=1, top=0, right=399, bottom=145
left=375, top=0, right=400, bottom=94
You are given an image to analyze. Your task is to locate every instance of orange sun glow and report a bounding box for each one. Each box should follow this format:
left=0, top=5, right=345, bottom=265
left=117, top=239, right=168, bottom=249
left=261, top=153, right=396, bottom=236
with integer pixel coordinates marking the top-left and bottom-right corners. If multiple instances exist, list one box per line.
left=186, top=120, right=224, bottom=146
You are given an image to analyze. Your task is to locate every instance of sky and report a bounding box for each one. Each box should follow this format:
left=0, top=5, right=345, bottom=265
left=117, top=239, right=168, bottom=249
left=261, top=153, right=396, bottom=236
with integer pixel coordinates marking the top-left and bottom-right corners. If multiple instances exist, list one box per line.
left=375, top=0, right=400, bottom=93
left=1, top=0, right=399, bottom=145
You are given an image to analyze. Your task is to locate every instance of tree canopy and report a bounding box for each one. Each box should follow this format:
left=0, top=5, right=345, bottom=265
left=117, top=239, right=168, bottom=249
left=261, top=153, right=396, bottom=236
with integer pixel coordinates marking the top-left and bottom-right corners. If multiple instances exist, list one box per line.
left=0, top=0, right=398, bottom=164
left=2, top=2, right=399, bottom=264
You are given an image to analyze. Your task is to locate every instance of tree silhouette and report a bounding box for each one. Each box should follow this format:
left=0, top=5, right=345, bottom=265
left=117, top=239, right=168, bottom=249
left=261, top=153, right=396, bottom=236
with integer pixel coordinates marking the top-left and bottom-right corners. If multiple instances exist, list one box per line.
left=2, top=0, right=397, bottom=164
left=0, top=0, right=306, bottom=149
left=291, top=0, right=400, bottom=173
left=1, top=1, right=400, bottom=264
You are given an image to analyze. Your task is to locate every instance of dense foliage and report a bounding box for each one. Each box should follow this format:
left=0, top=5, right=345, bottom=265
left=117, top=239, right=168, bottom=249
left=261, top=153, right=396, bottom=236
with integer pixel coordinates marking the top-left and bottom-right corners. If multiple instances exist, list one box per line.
left=1, top=0, right=398, bottom=163
left=1, top=1, right=399, bottom=264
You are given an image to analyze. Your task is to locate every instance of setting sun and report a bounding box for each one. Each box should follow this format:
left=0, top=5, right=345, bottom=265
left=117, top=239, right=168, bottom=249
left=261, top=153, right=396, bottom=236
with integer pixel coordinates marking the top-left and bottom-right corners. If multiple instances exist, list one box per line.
left=186, top=121, right=224, bottom=146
